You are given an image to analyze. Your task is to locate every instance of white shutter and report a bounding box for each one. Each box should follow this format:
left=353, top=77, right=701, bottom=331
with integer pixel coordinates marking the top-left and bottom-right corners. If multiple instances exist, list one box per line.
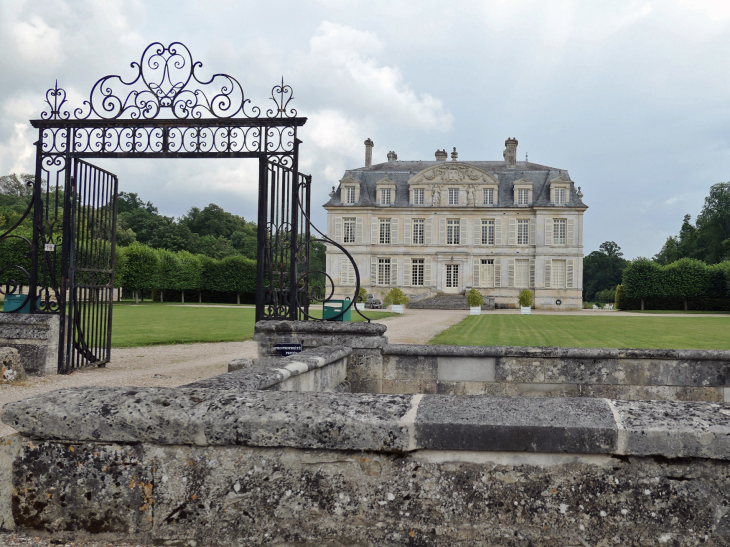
left=340, top=257, right=347, bottom=284
left=474, top=219, right=481, bottom=245
left=495, top=261, right=501, bottom=287
left=375, top=189, right=381, bottom=204
left=424, top=258, right=431, bottom=286
left=567, top=258, right=575, bottom=288
left=529, top=259, right=535, bottom=288
left=404, top=219, right=411, bottom=245
left=404, top=258, right=412, bottom=287
left=529, top=219, right=535, bottom=246
left=371, top=257, right=378, bottom=285
left=473, top=260, right=480, bottom=288
left=460, top=218, right=468, bottom=246
left=355, top=217, right=363, bottom=244
left=391, top=257, right=398, bottom=286
left=334, top=217, right=342, bottom=243
left=545, top=219, right=553, bottom=246
left=567, top=219, right=575, bottom=247
left=391, top=218, right=398, bottom=245
left=544, top=259, right=552, bottom=288
left=495, top=217, right=502, bottom=245
left=425, top=219, right=432, bottom=245
left=508, top=259, right=515, bottom=287
left=439, top=218, right=446, bottom=245
left=508, top=218, right=516, bottom=246
left=371, top=218, right=378, bottom=245
left=354, top=186, right=360, bottom=203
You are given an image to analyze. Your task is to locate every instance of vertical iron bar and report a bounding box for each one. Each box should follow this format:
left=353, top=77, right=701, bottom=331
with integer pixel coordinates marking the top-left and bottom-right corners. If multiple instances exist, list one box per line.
left=107, top=174, right=118, bottom=362
left=288, top=140, right=300, bottom=320
left=255, top=155, right=269, bottom=322
left=29, top=135, right=43, bottom=315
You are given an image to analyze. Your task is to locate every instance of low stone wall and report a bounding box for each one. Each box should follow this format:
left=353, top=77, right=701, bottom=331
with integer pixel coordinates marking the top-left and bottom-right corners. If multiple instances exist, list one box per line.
left=375, top=344, right=730, bottom=402
left=0, top=313, right=59, bottom=376
left=3, top=388, right=730, bottom=544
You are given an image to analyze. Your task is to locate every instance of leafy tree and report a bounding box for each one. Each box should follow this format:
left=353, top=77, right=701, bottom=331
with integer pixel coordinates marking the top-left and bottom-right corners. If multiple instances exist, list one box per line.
left=117, top=192, right=158, bottom=214
left=123, top=243, right=159, bottom=303
left=582, top=241, right=629, bottom=300
left=176, top=251, right=202, bottom=302
left=0, top=174, right=34, bottom=197
left=157, top=249, right=182, bottom=301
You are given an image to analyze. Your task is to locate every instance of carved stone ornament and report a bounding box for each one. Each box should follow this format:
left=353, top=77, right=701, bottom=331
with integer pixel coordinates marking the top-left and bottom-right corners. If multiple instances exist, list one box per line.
left=339, top=176, right=360, bottom=185
left=375, top=176, right=396, bottom=186
left=549, top=175, right=571, bottom=184
left=514, top=177, right=534, bottom=187
left=408, top=163, right=497, bottom=185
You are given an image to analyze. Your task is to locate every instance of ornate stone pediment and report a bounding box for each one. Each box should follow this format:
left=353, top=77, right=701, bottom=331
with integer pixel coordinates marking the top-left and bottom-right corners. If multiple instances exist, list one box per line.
left=339, top=176, right=360, bottom=185
left=375, top=176, right=396, bottom=186
left=514, top=177, right=534, bottom=186
left=408, top=163, right=497, bottom=185
left=549, top=175, right=571, bottom=185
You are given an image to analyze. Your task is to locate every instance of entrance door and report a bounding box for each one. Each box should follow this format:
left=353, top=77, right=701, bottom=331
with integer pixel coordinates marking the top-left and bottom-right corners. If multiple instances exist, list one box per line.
left=444, top=264, right=460, bottom=294
left=62, top=159, right=118, bottom=373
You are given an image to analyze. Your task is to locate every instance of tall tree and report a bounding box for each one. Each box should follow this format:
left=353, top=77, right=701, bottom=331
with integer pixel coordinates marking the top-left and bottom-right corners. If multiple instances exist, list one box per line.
left=582, top=241, right=629, bottom=301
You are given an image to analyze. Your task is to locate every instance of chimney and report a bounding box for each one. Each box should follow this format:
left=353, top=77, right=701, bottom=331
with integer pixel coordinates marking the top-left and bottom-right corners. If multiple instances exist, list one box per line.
left=364, top=138, right=374, bottom=168
left=387, top=151, right=398, bottom=162
left=451, top=147, right=458, bottom=162
left=435, top=149, right=447, bottom=161
left=503, top=137, right=518, bottom=169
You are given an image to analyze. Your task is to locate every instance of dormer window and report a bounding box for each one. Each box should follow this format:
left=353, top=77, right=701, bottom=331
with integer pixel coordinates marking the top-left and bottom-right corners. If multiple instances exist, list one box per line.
left=549, top=176, right=571, bottom=206
left=513, top=179, right=533, bottom=206
left=413, top=188, right=424, bottom=205
left=381, top=188, right=392, bottom=205
left=554, top=187, right=566, bottom=205
left=517, top=189, right=529, bottom=205
left=483, top=188, right=494, bottom=205
left=448, top=188, right=459, bottom=205
left=345, top=186, right=356, bottom=204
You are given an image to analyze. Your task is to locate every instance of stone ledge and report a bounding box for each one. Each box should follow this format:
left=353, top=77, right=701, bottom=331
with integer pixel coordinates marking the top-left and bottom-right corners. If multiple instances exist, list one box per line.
left=5, top=389, right=730, bottom=460
left=255, top=320, right=387, bottom=336
left=186, top=345, right=352, bottom=391
left=384, top=344, right=730, bottom=362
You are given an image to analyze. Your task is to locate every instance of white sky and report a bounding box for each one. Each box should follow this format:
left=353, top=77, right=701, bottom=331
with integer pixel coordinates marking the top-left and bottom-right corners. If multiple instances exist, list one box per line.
left=2, top=0, right=730, bottom=258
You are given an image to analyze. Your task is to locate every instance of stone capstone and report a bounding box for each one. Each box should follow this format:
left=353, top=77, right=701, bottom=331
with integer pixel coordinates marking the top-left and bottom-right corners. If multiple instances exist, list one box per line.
left=0, top=348, right=24, bottom=384
left=227, top=357, right=253, bottom=372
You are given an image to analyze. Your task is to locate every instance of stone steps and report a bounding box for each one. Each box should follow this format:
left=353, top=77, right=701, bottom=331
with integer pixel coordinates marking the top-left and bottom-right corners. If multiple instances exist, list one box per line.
left=408, top=294, right=469, bottom=310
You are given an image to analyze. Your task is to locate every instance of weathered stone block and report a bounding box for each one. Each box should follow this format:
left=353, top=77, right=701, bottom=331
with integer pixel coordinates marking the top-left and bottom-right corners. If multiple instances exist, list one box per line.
left=436, top=381, right=520, bottom=396
left=227, top=357, right=252, bottom=372
left=381, top=379, right=437, bottom=394
left=383, top=354, right=437, bottom=381
left=0, top=314, right=59, bottom=376
left=0, top=348, right=24, bottom=384
left=495, top=357, right=545, bottom=382
left=438, top=356, right=495, bottom=382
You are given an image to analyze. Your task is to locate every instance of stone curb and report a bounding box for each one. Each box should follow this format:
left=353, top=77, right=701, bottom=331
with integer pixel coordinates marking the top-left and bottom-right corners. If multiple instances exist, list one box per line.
left=384, top=344, right=730, bottom=361
left=4, top=389, right=730, bottom=459
left=255, top=320, right=387, bottom=336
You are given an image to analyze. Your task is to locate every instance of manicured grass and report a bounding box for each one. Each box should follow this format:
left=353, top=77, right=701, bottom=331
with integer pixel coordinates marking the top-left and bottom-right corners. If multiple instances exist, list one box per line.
left=429, top=314, right=730, bottom=350
left=110, top=303, right=394, bottom=347
left=625, top=310, right=730, bottom=315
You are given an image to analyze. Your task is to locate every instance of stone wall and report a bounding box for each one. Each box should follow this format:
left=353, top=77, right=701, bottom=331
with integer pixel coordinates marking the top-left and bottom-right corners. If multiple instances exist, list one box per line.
left=0, top=314, right=59, bottom=376
left=4, top=388, right=730, bottom=544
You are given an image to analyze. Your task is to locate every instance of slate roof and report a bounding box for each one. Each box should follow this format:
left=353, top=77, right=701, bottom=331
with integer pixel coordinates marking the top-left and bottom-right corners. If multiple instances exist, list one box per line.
left=323, top=160, right=588, bottom=209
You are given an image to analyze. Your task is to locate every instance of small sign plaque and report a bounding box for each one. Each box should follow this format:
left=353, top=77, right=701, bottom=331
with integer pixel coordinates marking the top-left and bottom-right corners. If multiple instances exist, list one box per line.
left=275, top=343, right=303, bottom=357
left=44, top=244, right=55, bottom=252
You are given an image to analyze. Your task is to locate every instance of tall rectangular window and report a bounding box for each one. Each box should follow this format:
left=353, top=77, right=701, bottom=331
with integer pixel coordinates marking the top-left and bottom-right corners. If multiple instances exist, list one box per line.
left=448, top=188, right=459, bottom=205
left=554, top=187, right=566, bottom=205
left=379, top=218, right=391, bottom=244
left=412, top=219, right=424, bottom=244
left=517, top=189, right=529, bottom=205
left=377, top=258, right=391, bottom=285
left=481, top=219, right=495, bottom=245
left=515, top=259, right=530, bottom=288
left=480, top=259, right=494, bottom=287
left=343, top=218, right=355, bottom=244
left=553, top=218, right=567, bottom=245
left=446, top=264, right=459, bottom=288
left=517, top=219, right=529, bottom=245
left=345, top=186, right=356, bottom=204
left=552, top=260, right=566, bottom=288
left=447, top=219, right=460, bottom=245
left=412, top=258, right=424, bottom=286
left=483, top=188, right=494, bottom=205
left=413, top=188, right=424, bottom=205
left=380, top=188, right=392, bottom=205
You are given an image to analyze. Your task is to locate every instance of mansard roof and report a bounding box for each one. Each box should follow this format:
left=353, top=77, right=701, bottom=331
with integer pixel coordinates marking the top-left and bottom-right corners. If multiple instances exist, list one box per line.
left=324, top=159, right=587, bottom=209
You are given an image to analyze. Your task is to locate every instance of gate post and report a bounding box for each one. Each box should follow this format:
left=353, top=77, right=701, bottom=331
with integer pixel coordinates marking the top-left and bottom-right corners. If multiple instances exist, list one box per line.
left=288, top=139, right=301, bottom=320
left=255, top=154, right=269, bottom=322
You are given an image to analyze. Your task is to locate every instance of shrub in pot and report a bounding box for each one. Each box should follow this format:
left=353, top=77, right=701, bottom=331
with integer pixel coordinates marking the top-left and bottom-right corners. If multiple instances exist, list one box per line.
left=356, top=287, right=368, bottom=310
left=518, top=290, right=534, bottom=314
left=467, top=289, right=484, bottom=315
left=384, top=287, right=409, bottom=313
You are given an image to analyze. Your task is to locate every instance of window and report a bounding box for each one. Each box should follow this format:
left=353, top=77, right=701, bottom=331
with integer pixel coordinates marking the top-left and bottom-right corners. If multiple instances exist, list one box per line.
left=446, top=264, right=459, bottom=288
left=447, top=219, right=460, bottom=245
left=413, top=188, right=424, bottom=205
left=552, top=260, right=566, bottom=289
left=343, top=218, right=355, bottom=244
left=515, top=259, right=530, bottom=288
left=554, top=187, right=566, bottom=205
left=481, top=219, right=495, bottom=245
left=448, top=188, right=459, bottom=205
left=517, top=219, right=529, bottom=245
left=412, top=258, right=424, bottom=286
left=553, top=218, right=566, bottom=245
left=412, top=219, right=424, bottom=244
left=380, top=188, right=392, bottom=205
left=483, top=188, right=494, bottom=205
left=345, top=186, right=356, bottom=204
left=517, top=189, right=530, bottom=205
left=379, top=218, right=391, bottom=244
left=480, top=259, right=494, bottom=287
left=377, top=258, right=391, bottom=285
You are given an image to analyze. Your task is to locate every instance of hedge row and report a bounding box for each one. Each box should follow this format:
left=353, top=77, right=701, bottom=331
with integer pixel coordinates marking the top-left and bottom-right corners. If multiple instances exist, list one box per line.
left=619, top=258, right=730, bottom=310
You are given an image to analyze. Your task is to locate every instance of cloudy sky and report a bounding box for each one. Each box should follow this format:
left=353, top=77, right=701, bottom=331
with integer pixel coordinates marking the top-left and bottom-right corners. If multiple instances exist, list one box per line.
left=2, top=0, right=730, bottom=258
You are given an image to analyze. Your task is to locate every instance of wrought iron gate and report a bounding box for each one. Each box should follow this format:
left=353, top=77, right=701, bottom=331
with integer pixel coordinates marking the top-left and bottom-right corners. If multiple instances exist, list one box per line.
left=62, top=159, right=118, bottom=372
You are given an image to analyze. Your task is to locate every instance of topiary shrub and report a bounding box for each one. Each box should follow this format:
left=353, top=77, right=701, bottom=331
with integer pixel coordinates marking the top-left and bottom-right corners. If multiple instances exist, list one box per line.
left=615, top=284, right=625, bottom=310
left=518, top=289, right=534, bottom=308
left=383, top=287, right=409, bottom=306
left=466, top=288, right=484, bottom=308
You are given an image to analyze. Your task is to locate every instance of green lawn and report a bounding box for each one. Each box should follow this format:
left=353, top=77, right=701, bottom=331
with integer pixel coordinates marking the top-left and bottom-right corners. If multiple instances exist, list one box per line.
left=429, top=315, right=730, bottom=350
left=625, top=310, right=730, bottom=315
left=110, top=303, right=394, bottom=347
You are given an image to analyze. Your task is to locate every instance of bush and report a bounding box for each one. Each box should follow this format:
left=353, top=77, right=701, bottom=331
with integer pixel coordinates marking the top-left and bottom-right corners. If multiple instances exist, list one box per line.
left=383, top=287, right=409, bottom=306
left=466, top=289, right=484, bottom=307
left=594, top=286, right=616, bottom=303
left=615, top=284, right=626, bottom=310
left=518, top=290, right=533, bottom=308
left=582, top=302, right=592, bottom=309
left=124, top=243, right=159, bottom=302
left=357, top=287, right=368, bottom=304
